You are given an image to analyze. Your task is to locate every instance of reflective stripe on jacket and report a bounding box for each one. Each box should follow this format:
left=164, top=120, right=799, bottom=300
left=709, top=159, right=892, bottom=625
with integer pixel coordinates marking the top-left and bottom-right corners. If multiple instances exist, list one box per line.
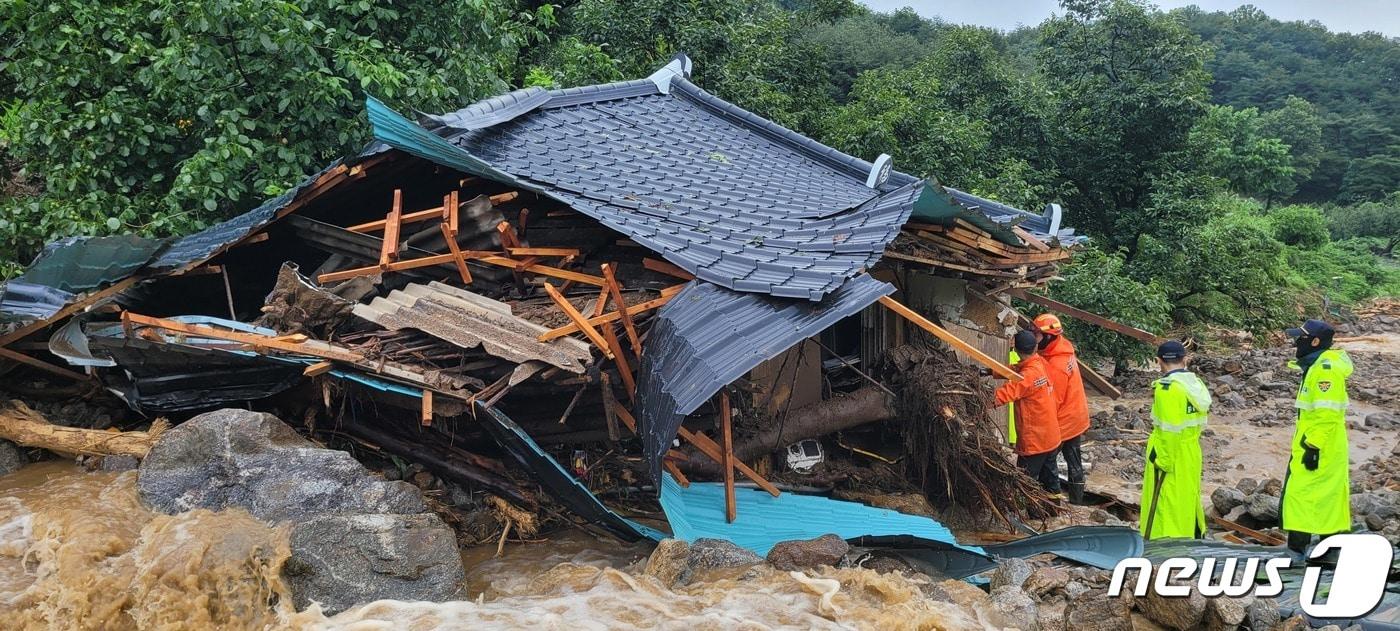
left=1281, top=349, right=1353, bottom=534
left=1040, top=335, right=1091, bottom=440
left=1142, top=370, right=1211, bottom=539
left=1006, top=349, right=1020, bottom=445
left=995, top=354, right=1061, bottom=456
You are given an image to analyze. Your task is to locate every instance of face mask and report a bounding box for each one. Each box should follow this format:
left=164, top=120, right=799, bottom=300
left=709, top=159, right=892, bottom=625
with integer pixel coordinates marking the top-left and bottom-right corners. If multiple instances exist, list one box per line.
left=1294, top=335, right=1315, bottom=359
left=1038, top=334, right=1054, bottom=350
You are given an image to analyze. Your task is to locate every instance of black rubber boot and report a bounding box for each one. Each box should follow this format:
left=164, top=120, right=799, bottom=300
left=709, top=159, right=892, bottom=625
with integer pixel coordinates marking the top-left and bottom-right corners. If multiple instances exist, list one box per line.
left=1068, top=482, right=1086, bottom=505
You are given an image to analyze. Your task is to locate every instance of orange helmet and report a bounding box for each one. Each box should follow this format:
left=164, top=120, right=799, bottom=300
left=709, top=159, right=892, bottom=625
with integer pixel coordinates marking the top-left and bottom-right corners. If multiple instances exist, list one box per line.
left=1033, top=313, right=1063, bottom=335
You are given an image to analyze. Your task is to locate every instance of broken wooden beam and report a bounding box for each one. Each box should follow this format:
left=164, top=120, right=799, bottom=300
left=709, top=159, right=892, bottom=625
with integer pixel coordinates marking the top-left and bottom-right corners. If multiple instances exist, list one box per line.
left=122, top=312, right=363, bottom=363
left=346, top=191, right=519, bottom=233
left=614, top=405, right=780, bottom=497
left=643, top=258, right=695, bottom=281
left=877, top=295, right=1021, bottom=381
left=543, top=283, right=614, bottom=360
left=379, top=189, right=403, bottom=266
left=0, top=347, right=90, bottom=382
left=1007, top=288, right=1166, bottom=346
left=302, top=361, right=335, bottom=377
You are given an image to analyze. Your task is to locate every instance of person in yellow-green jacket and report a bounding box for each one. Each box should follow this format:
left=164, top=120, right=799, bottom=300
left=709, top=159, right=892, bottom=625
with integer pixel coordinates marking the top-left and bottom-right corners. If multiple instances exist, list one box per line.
left=1280, top=319, right=1353, bottom=558
left=1141, top=341, right=1210, bottom=540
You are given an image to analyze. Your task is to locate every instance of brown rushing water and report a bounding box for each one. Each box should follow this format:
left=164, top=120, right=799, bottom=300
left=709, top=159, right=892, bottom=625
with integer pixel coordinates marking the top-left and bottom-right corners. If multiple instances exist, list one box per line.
left=0, top=463, right=997, bottom=630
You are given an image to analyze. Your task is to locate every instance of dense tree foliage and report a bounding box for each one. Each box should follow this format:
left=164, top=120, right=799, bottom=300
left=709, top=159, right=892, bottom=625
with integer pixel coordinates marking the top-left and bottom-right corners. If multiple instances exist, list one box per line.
left=2, top=0, right=1397, bottom=358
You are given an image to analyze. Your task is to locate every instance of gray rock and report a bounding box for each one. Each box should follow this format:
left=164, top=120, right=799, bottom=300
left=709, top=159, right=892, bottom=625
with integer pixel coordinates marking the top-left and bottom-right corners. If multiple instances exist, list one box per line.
left=99, top=454, right=139, bottom=471
left=644, top=539, right=691, bottom=587
left=1365, top=412, right=1398, bottom=430
left=766, top=534, right=848, bottom=571
left=138, top=409, right=426, bottom=520
left=1247, top=371, right=1274, bottom=388
left=0, top=439, right=24, bottom=476
left=284, top=513, right=464, bottom=612
left=1244, top=597, right=1280, bottom=631
left=1224, top=504, right=1250, bottom=522
left=1212, top=487, right=1248, bottom=515
left=990, top=557, right=1033, bottom=591
left=1260, top=478, right=1283, bottom=496
left=1064, top=580, right=1090, bottom=601
left=1367, top=513, right=1387, bottom=531
left=687, top=538, right=761, bottom=570
left=1141, top=580, right=1207, bottom=630
left=990, top=585, right=1039, bottom=631
left=1351, top=492, right=1382, bottom=517
left=138, top=408, right=463, bottom=614
left=1216, top=374, right=1240, bottom=389
left=1205, top=595, right=1252, bottom=631
left=1220, top=392, right=1248, bottom=408
left=1247, top=493, right=1281, bottom=524
left=1063, top=588, right=1132, bottom=631
left=1236, top=477, right=1259, bottom=494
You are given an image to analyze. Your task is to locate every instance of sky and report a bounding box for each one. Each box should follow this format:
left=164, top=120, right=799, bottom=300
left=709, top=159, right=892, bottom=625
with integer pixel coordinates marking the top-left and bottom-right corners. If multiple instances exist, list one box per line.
left=859, top=1, right=1400, bottom=37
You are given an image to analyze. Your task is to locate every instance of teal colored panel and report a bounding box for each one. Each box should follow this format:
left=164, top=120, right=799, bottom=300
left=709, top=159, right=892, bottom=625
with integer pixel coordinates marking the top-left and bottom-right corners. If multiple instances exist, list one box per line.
left=659, top=474, right=982, bottom=557
left=365, top=96, right=516, bottom=183
left=908, top=182, right=1025, bottom=247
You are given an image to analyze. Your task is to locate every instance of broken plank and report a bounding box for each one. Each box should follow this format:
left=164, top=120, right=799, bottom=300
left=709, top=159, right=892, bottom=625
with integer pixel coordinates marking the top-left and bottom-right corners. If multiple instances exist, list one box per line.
left=1007, top=288, right=1165, bottom=346
left=1077, top=359, right=1123, bottom=400
left=613, top=405, right=781, bottom=498
left=421, top=389, right=434, bottom=427
left=537, top=293, right=677, bottom=341
left=877, top=295, right=1020, bottom=381
left=0, top=347, right=90, bottom=382
left=602, top=264, right=642, bottom=354
left=542, top=283, right=614, bottom=359
left=302, top=361, right=335, bottom=377
left=643, top=258, right=695, bottom=280
left=664, top=460, right=691, bottom=487
left=507, top=247, right=580, bottom=257
left=1211, top=515, right=1285, bottom=546
left=881, top=251, right=1023, bottom=278
left=439, top=223, right=475, bottom=285
left=1011, top=226, right=1050, bottom=252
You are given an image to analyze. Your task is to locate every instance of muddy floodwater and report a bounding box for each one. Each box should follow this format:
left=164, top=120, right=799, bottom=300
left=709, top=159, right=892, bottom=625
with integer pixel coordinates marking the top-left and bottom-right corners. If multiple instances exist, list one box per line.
left=0, top=462, right=998, bottom=630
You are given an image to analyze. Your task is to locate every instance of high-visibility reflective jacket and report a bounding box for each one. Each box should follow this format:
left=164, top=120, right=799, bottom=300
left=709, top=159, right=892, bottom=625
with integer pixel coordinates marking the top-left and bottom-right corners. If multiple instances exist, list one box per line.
left=1141, top=369, right=1210, bottom=539
left=1040, top=336, right=1090, bottom=441
left=1281, top=349, right=1353, bottom=535
left=995, top=354, right=1061, bottom=456
left=1006, top=349, right=1020, bottom=445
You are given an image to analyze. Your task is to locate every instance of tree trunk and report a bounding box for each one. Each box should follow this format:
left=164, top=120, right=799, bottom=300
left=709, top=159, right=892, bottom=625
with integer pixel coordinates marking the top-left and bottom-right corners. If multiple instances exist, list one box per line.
left=0, top=401, right=163, bottom=458
left=682, top=386, right=896, bottom=476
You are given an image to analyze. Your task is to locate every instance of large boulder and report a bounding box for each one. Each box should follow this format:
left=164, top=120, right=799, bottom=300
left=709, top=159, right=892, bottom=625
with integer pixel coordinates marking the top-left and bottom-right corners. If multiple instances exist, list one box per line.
left=644, top=539, right=692, bottom=587
left=687, top=538, right=762, bottom=571
left=1211, top=487, right=1247, bottom=515
left=1246, top=493, right=1281, bottom=524
left=989, top=585, right=1039, bottom=631
left=138, top=409, right=464, bottom=614
left=990, top=557, right=1033, bottom=591
left=1141, top=580, right=1208, bottom=630
left=766, top=534, right=849, bottom=571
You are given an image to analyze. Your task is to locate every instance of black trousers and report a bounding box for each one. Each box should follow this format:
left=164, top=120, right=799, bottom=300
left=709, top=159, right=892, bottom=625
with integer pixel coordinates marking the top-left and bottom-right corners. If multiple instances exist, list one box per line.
left=1019, top=450, right=1062, bottom=492
left=1059, top=434, right=1085, bottom=485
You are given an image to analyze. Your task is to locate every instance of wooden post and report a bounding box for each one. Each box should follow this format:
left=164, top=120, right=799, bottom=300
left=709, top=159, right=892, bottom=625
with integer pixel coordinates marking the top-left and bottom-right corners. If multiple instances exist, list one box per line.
left=380, top=189, right=403, bottom=267
left=600, top=373, right=620, bottom=444
left=720, top=391, right=736, bottom=523
left=439, top=191, right=473, bottom=285
left=877, top=295, right=1021, bottom=381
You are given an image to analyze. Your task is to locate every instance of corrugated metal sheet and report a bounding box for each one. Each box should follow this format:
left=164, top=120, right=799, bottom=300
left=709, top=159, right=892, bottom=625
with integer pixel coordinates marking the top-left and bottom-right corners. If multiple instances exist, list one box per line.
left=368, top=57, right=921, bottom=301
left=634, top=274, right=894, bottom=480
left=659, top=474, right=980, bottom=557
left=12, top=235, right=166, bottom=292
left=475, top=402, right=666, bottom=543
left=352, top=281, right=593, bottom=373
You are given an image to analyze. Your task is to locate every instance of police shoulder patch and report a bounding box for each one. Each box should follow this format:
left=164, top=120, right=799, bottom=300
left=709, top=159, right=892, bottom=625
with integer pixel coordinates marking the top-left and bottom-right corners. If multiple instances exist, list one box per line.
left=1318, top=381, right=1331, bottom=392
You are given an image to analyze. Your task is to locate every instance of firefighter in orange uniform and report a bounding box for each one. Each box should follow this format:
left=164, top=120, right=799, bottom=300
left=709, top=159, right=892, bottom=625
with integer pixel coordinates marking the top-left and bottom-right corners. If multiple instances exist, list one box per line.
left=993, top=330, right=1063, bottom=492
left=1034, top=313, right=1091, bottom=504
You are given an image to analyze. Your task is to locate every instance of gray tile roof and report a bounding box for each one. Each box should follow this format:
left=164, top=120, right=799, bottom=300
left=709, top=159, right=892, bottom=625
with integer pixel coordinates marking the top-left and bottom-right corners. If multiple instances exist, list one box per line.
left=391, top=60, right=919, bottom=301
left=634, top=274, right=894, bottom=480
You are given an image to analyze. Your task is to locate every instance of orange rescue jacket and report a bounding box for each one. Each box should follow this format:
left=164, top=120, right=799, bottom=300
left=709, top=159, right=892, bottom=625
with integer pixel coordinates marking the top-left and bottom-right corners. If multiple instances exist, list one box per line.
left=1040, top=335, right=1090, bottom=441
left=995, top=354, right=1062, bottom=456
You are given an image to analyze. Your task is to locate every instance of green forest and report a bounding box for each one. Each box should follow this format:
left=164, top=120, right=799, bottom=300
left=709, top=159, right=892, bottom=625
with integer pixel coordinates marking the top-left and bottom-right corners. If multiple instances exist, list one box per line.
left=2, top=0, right=1398, bottom=361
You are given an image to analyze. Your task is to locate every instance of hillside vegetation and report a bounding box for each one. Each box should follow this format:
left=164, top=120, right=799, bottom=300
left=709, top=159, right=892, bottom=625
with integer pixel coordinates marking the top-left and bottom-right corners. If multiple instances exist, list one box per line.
left=1, top=0, right=1397, bottom=361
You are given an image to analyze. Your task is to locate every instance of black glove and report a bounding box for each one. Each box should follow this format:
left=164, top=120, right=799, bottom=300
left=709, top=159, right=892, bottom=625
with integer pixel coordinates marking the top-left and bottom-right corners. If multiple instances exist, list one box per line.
left=1302, top=445, right=1320, bottom=471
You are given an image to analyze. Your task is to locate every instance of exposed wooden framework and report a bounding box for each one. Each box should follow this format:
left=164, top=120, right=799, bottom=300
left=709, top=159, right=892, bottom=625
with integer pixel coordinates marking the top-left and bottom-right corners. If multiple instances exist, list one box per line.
left=877, top=295, right=1021, bottom=381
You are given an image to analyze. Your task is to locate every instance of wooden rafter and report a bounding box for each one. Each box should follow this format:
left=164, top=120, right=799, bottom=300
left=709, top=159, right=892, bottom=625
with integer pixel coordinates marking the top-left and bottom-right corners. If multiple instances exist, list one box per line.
left=0, top=347, right=90, bottom=382
left=643, top=257, right=695, bottom=281
left=1007, top=287, right=1166, bottom=346
left=877, top=296, right=1021, bottom=381
left=537, top=286, right=683, bottom=342
left=346, top=191, right=519, bottom=233
left=122, top=312, right=363, bottom=363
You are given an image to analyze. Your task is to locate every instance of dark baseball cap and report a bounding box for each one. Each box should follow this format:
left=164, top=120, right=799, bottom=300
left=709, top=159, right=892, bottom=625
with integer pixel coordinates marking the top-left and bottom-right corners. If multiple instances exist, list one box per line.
left=1285, top=319, right=1334, bottom=338
left=1156, top=340, right=1187, bottom=361
left=1013, top=330, right=1039, bottom=354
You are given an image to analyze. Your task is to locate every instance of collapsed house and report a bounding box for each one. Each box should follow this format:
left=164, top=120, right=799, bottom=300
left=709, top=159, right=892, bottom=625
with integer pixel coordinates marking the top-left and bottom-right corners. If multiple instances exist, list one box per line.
left=0, top=55, right=1097, bottom=549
